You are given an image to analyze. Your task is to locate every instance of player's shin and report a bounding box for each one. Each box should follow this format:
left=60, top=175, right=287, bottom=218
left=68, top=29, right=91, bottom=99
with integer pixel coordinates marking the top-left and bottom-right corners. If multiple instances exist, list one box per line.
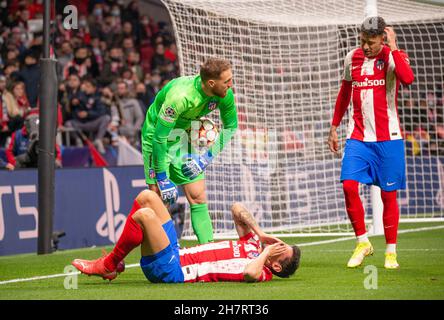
left=190, top=203, right=214, bottom=244
left=381, top=190, right=400, bottom=252
left=104, top=199, right=144, bottom=271
left=343, top=180, right=367, bottom=238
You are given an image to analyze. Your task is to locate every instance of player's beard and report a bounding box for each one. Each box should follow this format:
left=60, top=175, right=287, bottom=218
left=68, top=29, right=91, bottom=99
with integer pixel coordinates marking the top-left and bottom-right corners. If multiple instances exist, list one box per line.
left=215, top=87, right=228, bottom=98
left=364, top=44, right=383, bottom=58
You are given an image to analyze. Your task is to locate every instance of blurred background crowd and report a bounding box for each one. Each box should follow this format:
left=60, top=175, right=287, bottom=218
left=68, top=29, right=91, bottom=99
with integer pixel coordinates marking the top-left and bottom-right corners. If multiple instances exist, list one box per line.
left=0, top=0, right=179, bottom=169
left=0, top=0, right=443, bottom=171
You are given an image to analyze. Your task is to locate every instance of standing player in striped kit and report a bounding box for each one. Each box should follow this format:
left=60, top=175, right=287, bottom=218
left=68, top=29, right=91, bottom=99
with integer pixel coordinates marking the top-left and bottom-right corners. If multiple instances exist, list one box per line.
left=71, top=190, right=301, bottom=282
left=327, top=16, right=414, bottom=269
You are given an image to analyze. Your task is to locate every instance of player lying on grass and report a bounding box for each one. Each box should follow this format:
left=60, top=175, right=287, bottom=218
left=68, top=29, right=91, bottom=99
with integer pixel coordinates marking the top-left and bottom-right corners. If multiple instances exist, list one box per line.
left=72, top=190, right=301, bottom=283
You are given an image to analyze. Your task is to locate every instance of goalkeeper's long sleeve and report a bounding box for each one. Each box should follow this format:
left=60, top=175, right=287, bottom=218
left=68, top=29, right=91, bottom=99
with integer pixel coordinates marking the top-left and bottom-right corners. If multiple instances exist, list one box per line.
left=152, top=120, right=175, bottom=174
left=208, top=91, right=238, bottom=157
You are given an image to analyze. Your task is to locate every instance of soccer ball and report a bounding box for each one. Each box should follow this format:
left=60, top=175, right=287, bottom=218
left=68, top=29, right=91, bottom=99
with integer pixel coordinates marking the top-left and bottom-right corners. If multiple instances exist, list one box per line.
left=189, top=117, right=219, bottom=149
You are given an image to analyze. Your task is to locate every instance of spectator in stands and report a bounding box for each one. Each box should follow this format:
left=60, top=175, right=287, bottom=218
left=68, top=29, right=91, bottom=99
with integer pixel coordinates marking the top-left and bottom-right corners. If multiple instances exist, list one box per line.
left=5, top=46, right=20, bottom=65
left=63, top=46, right=90, bottom=80
left=64, top=78, right=111, bottom=154
left=16, top=49, right=40, bottom=108
left=400, top=97, right=420, bottom=155
left=119, top=21, right=136, bottom=46
left=115, top=80, right=144, bottom=147
left=60, top=73, right=83, bottom=123
left=0, top=74, right=21, bottom=147
left=144, top=70, right=162, bottom=99
left=425, top=92, right=444, bottom=155
left=99, top=47, right=125, bottom=87
left=1, top=0, right=181, bottom=168
left=126, top=50, right=143, bottom=82
left=121, top=67, right=138, bottom=93
left=135, top=82, right=152, bottom=114
left=122, top=37, right=136, bottom=56
left=123, top=0, right=141, bottom=23
left=164, top=42, right=177, bottom=64
left=3, top=61, right=20, bottom=83
left=57, top=40, right=74, bottom=79
left=139, top=15, right=156, bottom=42
left=101, top=15, right=121, bottom=48
left=11, top=81, right=30, bottom=119
left=90, top=37, right=104, bottom=72
left=101, top=86, right=120, bottom=146
left=151, top=42, right=169, bottom=73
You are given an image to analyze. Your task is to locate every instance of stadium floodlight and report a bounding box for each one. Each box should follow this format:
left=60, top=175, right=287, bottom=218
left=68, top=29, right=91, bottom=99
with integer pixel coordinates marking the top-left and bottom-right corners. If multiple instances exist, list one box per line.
left=160, top=0, right=444, bottom=238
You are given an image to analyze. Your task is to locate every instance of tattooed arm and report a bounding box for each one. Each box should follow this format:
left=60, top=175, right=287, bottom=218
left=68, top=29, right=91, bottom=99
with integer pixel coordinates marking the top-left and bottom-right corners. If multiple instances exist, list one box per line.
left=231, top=203, right=281, bottom=244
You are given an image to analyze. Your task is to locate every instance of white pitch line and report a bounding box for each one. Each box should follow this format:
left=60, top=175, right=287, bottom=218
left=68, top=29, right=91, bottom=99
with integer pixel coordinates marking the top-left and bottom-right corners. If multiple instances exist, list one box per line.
left=308, top=249, right=444, bottom=252
left=1, top=225, right=443, bottom=286
left=296, top=225, right=444, bottom=247
left=0, top=263, right=140, bottom=286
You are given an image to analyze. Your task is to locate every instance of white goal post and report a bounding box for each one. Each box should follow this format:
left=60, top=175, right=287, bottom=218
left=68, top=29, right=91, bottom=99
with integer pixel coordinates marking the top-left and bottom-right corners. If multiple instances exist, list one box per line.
left=159, top=0, right=444, bottom=239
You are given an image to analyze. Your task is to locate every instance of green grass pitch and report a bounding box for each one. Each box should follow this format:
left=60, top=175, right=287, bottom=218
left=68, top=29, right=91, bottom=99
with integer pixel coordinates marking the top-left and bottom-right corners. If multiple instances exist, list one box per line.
left=0, top=222, right=443, bottom=300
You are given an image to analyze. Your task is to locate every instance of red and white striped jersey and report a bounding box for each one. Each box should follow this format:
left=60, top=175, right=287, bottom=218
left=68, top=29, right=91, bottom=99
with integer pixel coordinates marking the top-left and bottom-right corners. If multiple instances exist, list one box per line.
left=179, top=232, right=273, bottom=283
left=332, top=45, right=414, bottom=142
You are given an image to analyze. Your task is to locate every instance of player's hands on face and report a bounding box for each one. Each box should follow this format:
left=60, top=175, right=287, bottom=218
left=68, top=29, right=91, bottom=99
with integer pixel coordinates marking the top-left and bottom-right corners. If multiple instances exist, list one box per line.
left=181, top=152, right=213, bottom=180
left=156, top=172, right=178, bottom=205
left=259, top=233, right=281, bottom=245
left=328, top=126, right=339, bottom=154
left=384, top=27, right=398, bottom=51
left=264, top=242, right=287, bottom=258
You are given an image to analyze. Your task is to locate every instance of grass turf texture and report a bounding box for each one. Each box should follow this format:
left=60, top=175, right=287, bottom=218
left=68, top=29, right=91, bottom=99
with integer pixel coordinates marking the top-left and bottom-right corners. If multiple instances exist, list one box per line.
left=0, top=222, right=443, bottom=300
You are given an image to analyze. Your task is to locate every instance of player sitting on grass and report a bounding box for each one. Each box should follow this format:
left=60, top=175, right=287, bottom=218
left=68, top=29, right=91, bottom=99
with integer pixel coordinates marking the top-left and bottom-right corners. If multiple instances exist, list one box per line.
left=72, top=190, right=301, bottom=283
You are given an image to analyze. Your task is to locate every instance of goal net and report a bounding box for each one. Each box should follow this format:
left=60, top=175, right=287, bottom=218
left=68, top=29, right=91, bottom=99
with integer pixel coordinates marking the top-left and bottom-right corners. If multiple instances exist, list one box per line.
left=159, top=0, right=444, bottom=238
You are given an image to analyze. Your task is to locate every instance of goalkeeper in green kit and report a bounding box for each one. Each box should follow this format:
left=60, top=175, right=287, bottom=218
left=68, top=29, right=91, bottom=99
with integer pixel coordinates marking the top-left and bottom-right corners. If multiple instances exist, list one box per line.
left=141, top=58, right=238, bottom=244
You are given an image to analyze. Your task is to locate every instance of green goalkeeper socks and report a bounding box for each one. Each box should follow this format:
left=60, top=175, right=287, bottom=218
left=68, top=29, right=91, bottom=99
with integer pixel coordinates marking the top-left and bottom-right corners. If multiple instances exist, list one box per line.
left=190, top=203, right=214, bottom=244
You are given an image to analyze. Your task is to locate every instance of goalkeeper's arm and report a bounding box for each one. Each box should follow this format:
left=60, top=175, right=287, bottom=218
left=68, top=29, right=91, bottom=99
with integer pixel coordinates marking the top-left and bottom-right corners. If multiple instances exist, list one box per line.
left=208, top=90, right=238, bottom=158
left=152, top=121, right=176, bottom=174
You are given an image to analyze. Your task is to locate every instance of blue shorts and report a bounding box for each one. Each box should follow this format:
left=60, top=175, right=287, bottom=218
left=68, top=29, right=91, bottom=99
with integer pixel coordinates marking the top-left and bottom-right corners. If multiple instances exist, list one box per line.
left=140, top=220, right=184, bottom=283
left=340, top=139, right=406, bottom=191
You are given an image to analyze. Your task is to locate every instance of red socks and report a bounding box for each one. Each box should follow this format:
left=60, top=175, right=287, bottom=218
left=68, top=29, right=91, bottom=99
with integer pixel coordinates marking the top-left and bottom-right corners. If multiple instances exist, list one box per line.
left=381, top=190, right=400, bottom=244
left=104, top=199, right=143, bottom=271
left=343, top=180, right=400, bottom=244
left=343, top=180, right=367, bottom=237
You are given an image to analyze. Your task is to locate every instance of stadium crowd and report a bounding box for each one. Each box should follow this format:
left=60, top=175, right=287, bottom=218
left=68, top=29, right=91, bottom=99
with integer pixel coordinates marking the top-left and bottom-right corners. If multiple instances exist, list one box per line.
left=0, top=1, right=443, bottom=170
left=0, top=0, right=179, bottom=169
left=398, top=89, right=444, bottom=156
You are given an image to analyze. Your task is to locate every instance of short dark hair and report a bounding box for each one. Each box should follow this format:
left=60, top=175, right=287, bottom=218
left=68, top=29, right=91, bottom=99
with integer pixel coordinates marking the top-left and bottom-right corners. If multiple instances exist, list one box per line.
left=200, top=58, right=231, bottom=82
left=361, top=16, right=386, bottom=37
left=271, top=245, right=301, bottom=278
left=82, top=77, right=97, bottom=88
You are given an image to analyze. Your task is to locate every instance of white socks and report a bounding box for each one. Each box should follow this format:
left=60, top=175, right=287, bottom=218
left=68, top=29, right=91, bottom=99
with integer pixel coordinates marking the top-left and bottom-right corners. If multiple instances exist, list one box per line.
left=357, top=233, right=369, bottom=243
left=386, top=244, right=397, bottom=254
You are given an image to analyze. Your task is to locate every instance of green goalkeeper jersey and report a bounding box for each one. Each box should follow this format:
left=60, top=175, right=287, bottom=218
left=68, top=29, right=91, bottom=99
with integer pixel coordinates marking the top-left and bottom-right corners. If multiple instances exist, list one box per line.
left=141, top=74, right=238, bottom=174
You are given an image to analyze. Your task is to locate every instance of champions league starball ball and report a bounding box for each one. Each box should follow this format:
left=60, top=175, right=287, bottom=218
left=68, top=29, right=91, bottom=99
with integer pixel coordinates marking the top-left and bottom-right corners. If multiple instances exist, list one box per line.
left=190, top=117, right=219, bottom=149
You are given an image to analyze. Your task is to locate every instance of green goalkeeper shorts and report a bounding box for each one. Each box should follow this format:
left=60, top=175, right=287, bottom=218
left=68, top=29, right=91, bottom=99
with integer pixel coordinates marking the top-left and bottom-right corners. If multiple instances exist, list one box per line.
left=143, top=140, right=205, bottom=186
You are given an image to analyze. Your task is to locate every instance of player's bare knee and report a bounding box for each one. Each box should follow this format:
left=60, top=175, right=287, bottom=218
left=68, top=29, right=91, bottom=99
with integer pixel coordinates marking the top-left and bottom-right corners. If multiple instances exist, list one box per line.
left=132, top=207, right=156, bottom=224
left=137, top=189, right=160, bottom=207
left=231, top=202, right=243, bottom=213
left=188, top=195, right=206, bottom=205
